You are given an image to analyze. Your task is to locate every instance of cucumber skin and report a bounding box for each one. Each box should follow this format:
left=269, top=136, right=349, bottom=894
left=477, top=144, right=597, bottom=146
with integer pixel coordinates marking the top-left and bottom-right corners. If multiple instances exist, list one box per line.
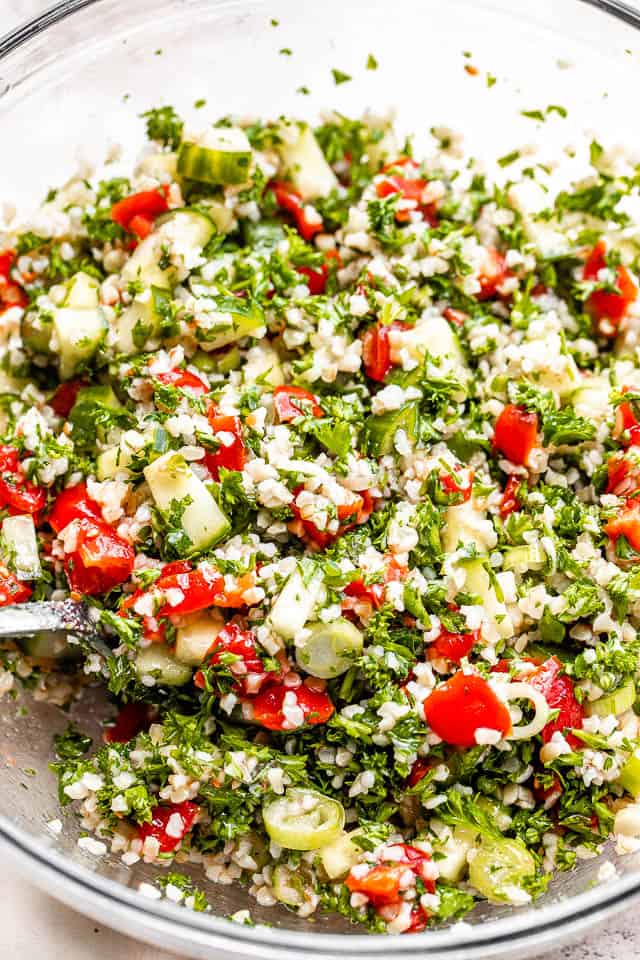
left=364, top=403, right=418, bottom=457
left=177, top=143, right=252, bottom=186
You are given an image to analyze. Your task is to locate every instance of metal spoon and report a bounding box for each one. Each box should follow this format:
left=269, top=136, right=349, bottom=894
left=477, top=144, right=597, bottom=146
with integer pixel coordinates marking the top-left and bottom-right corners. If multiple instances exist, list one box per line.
left=0, top=600, right=111, bottom=658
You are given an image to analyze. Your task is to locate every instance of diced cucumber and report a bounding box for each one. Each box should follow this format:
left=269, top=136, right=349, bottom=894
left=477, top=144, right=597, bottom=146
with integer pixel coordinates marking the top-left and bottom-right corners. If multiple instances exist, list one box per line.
left=114, top=286, right=172, bottom=355
left=364, top=402, right=419, bottom=457
left=585, top=681, right=636, bottom=718
left=435, top=826, right=477, bottom=883
left=178, top=127, right=253, bottom=186
left=401, top=313, right=469, bottom=389
left=571, top=376, right=611, bottom=421
left=243, top=343, right=284, bottom=388
left=468, top=837, right=536, bottom=904
left=122, top=209, right=215, bottom=288
left=194, top=296, right=265, bottom=351
left=53, top=306, right=107, bottom=380
left=459, top=558, right=513, bottom=641
left=272, top=864, right=306, bottom=907
left=96, top=425, right=168, bottom=481
left=295, top=618, right=363, bottom=679
left=533, top=353, right=581, bottom=399
left=65, top=271, right=100, bottom=309
left=135, top=644, right=193, bottom=686
left=366, top=125, right=399, bottom=173
left=502, top=542, right=546, bottom=574
left=174, top=610, right=224, bottom=666
left=196, top=199, right=236, bottom=235
left=144, top=451, right=230, bottom=553
left=269, top=565, right=324, bottom=640
left=2, top=515, right=41, bottom=580
left=319, top=830, right=362, bottom=880
left=22, top=307, right=54, bottom=355
left=70, top=385, right=123, bottom=446
left=16, top=631, right=79, bottom=660
left=618, top=753, right=640, bottom=798
left=277, top=122, right=338, bottom=200
left=135, top=152, right=178, bottom=181
left=443, top=500, right=497, bottom=555
left=192, top=346, right=241, bottom=375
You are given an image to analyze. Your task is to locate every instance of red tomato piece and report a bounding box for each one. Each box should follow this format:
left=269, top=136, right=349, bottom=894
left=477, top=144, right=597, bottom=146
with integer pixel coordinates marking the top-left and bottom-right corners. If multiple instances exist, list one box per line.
left=345, top=842, right=434, bottom=933
left=155, top=369, right=210, bottom=394
left=271, top=182, right=323, bottom=241
left=49, top=379, right=86, bottom=418
left=0, top=447, right=46, bottom=517
left=533, top=773, right=563, bottom=809
left=138, top=800, right=199, bottom=853
left=0, top=251, right=15, bottom=279
left=200, top=623, right=277, bottom=695
left=606, top=453, right=640, bottom=497
left=584, top=240, right=637, bottom=330
left=127, top=213, right=155, bottom=240
left=604, top=499, right=640, bottom=553
left=438, top=467, right=474, bottom=504
left=103, top=702, right=155, bottom=743
left=423, top=671, right=512, bottom=747
left=111, top=189, right=169, bottom=234
left=492, top=404, right=538, bottom=466
left=0, top=445, right=20, bottom=473
left=290, top=488, right=366, bottom=549
left=161, top=560, right=194, bottom=578
left=48, top=483, right=102, bottom=534
left=0, top=563, right=32, bottom=606
left=526, top=656, right=584, bottom=748
left=273, top=385, right=323, bottom=422
left=250, top=681, right=334, bottom=730
left=428, top=627, right=478, bottom=664
left=500, top=475, right=523, bottom=519
left=344, top=577, right=385, bottom=609
left=362, top=323, right=392, bottom=383
left=375, top=174, right=437, bottom=226
left=406, top=758, right=431, bottom=787
left=476, top=247, right=510, bottom=300
left=443, top=307, right=469, bottom=327
left=205, top=413, right=246, bottom=480
left=614, top=389, right=640, bottom=448
left=296, top=249, right=341, bottom=295
left=156, top=568, right=225, bottom=618
left=65, top=519, right=135, bottom=596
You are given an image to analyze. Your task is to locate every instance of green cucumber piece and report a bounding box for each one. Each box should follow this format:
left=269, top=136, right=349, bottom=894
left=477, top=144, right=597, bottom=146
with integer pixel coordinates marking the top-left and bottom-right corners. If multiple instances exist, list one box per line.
left=96, top=424, right=168, bottom=481
left=458, top=558, right=513, bottom=640
left=53, top=306, right=107, bottom=379
left=115, top=286, right=173, bottom=355
left=468, top=837, right=536, bottom=903
left=319, top=830, right=362, bottom=880
left=243, top=343, right=284, bottom=388
left=144, top=451, right=230, bottom=553
left=618, top=753, right=640, bottom=798
left=585, top=681, right=636, bottom=718
left=135, top=644, right=193, bottom=686
left=70, top=385, right=123, bottom=447
left=135, top=152, right=178, bottom=180
left=192, top=346, right=241, bottom=374
left=194, top=296, right=265, bottom=351
left=2, top=515, right=41, bottom=580
left=272, top=865, right=306, bottom=907
left=122, top=209, right=215, bottom=288
left=16, top=631, right=79, bottom=660
left=502, top=542, right=546, bottom=574
left=277, top=122, right=338, bottom=200
left=22, top=307, right=54, bottom=355
left=65, top=271, right=100, bottom=309
left=269, top=566, right=324, bottom=640
left=401, top=313, right=469, bottom=389
left=174, top=610, right=224, bottom=666
left=178, top=127, right=252, bottom=185
left=364, top=402, right=419, bottom=457
left=295, top=618, right=363, bottom=679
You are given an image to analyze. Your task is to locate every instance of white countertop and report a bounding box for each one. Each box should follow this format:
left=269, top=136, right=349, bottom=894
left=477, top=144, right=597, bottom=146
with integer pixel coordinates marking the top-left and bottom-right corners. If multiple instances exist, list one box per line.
left=1, top=1, right=640, bottom=957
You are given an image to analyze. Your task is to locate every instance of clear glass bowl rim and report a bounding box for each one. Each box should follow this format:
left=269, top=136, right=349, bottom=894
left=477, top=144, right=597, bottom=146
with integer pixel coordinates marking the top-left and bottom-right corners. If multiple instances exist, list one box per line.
left=2, top=0, right=640, bottom=954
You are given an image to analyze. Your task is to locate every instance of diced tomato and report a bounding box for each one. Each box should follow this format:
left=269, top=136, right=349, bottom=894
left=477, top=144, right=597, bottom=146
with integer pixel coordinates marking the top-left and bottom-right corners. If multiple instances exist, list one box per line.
left=49, top=379, right=86, bottom=418
left=500, top=475, right=522, bottom=519
left=156, top=567, right=225, bottom=617
left=155, top=369, right=210, bottom=394
left=605, top=499, right=640, bottom=553
left=584, top=240, right=637, bottom=331
left=250, top=681, right=334, bottom=730
left=492, top=404, right=538, bottom=466
left=290, top=487, right=368, bottom=549
left=127, top=213, right=155, bottom=240
left=526, top=656, right=583, bottom=748
left=0, top=250, right=28, bottom=314
left=119, top=589, right=167, bottom=644
left=423, top=671, right=512, bottom=747
left=0, top=563, right=32, bottom=606
left=196, top=623, right=278, bottom=696
left=443, top=307, right=468, bottom=327
left=138, top=800, right=199, bottom=853
left=406, top=758, right=432, bottom=787
left=205, top=412, right=246, bottom=479
left=533, top=773, right=563, bottom=809
left=48, top=483, right=102, bottom=534
left=476, top=247, right=510, bottom=300
left=103, top=702, right=155, bottom=743
left=606, top=453, right=640, bottom=497
left=0, top=251, right=15, bottom=279
left=111, top=188, right=169, bottom=235
left=344, top=577, right=385, bottom=609
left=375, top=173, right=438, bottom=226
left=614, top=389, right=640, bottom=448
left=428, top=627, right=478, bottom=664
left=436, top=466, right=474, bottom=504
left=271, top=182, right=323, bottom=241
left=64, top=518, right=135, bottom=596
left=346, top=843, right=434, bottom=933
left=160, top=560, right=193, bottom=578
left=0, top=446, right=46, bottom=518
left=362, top=323, right=392, bottom=382
left=296, top=250, right=341, bottom=295
left=273, top=385, right=323, bottom=422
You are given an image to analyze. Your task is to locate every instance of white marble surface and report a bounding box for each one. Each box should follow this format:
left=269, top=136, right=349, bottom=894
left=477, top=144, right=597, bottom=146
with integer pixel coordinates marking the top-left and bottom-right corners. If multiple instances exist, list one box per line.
left=1, top=1, right=640, bottom=957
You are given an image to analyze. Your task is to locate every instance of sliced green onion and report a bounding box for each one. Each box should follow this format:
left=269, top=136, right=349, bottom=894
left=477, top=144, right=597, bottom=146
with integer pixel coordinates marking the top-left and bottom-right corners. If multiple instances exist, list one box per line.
left=263, top=788, right=345, bottom=850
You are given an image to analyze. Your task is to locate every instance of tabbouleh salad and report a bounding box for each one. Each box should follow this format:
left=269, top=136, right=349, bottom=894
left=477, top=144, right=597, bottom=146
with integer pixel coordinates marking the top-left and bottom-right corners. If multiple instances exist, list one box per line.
left=2, top=105, right=640, bottom=933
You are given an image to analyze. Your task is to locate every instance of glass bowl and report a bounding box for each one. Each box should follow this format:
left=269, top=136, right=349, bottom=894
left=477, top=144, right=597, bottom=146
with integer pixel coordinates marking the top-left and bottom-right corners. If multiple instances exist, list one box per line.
left=2, top=0, right=640, bottom=956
